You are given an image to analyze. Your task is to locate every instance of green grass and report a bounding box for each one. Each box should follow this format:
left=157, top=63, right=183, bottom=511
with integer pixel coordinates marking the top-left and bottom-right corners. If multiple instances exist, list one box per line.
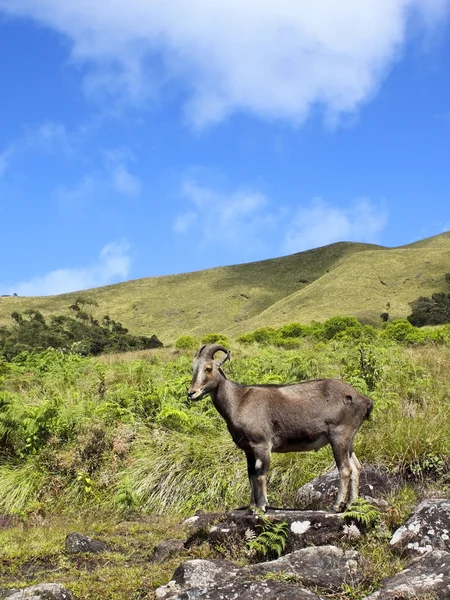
left=2, top=335, right=450, bottom=516
left=3, top=232, right=450, bottom=343
left=2, top=330, right=450, bottom=597
left=0, top=513, right=186, bottom=599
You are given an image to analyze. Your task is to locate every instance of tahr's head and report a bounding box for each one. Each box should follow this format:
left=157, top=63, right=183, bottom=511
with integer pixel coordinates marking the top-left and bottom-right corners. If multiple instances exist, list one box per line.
left=187, top=344, right=230, bottom=401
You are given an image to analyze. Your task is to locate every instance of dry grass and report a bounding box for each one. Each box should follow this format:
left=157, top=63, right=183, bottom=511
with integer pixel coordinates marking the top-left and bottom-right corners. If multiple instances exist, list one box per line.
left=1, top=232, right=450, bottom=344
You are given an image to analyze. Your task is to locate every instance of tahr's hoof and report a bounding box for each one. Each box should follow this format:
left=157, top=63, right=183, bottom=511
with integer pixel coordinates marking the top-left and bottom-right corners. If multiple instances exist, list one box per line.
left=248, top=506, right=267, bottom=515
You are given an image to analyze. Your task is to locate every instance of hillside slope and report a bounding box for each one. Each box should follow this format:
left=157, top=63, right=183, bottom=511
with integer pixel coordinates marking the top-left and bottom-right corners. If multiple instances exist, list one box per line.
left=224, top=241, right=450, bottom=335
left=1, top=232, right=449, bottom=343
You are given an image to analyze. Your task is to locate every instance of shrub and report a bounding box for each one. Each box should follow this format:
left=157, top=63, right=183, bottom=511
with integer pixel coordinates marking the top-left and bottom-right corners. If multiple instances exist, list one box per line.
left=408, top=293, right=450, bottom=327
left=323, top=316, right=361, bottom=340
left=236, top=333, right=254, bottom=345
left=360, top=324, right=380, bottom=342
left=274, top=337, right=302, bottom=349
left=237, top=327, right=279, bottom=346
left=175, top=335, right=198, bottom=350
left=383, top=319, right=414, bottom=342
left=278, top=323, right=307, bottom=339
left=200, top=333, right=230, bottom=346
left=334, top=325, right=363, bottom=341
left=383, top=319, right=442, bottom=345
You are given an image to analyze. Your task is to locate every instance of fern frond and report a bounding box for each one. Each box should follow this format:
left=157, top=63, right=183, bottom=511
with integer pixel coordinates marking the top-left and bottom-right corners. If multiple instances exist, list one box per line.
left=342, top=497, right=381, bottom=528
left=247, top=518, right=288, bottom=559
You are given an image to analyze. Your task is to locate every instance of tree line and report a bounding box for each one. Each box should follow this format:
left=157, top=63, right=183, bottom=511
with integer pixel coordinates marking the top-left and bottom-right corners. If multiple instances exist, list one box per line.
left=0, top=299, right=162, bottom=361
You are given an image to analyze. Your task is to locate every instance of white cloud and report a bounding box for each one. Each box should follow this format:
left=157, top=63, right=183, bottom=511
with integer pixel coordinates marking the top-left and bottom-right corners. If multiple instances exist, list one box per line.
left=0, top=148, right=13, bottom=177
left=55, top=146, right=142, bottom=206
left=173, top=210, right=198, bottom=234
left=176, top=180, right=389, bottom=257
left=175, top=178, right=278, bottom=252
left=0, top=120, right=73, bottom=180
left=25, top=121, right=72, bottom=153
left=5, top=241, right=132, bottom=296
left=55, top=175, right=97, bottom=208
left=0, top=1, right=447, bottom=127
left=111, top=164, right=142, bottom=198
left=283, top=197, right=388, bottom=253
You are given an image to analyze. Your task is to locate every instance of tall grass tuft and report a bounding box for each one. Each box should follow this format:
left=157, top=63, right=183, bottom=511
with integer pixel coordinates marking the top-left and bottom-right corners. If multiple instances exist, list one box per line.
left=123, top=431, right=249, bottom=513
left=0, top=463, right=47, bottom=514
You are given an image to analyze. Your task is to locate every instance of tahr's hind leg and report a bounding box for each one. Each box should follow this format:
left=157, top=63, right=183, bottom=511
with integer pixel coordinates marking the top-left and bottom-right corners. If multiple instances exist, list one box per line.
left=330, top=434, right=352, bottom=512
left=349, top=450, right=362, bottom=505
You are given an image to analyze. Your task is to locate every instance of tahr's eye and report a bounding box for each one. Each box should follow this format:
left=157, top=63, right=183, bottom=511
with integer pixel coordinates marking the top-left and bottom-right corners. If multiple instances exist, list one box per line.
left=205, top=366, right=213, bottom=373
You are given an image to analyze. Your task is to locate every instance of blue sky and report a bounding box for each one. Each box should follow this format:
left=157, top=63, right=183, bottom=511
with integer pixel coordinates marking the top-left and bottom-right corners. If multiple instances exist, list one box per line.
left=0, top=1, right=449, bottom=296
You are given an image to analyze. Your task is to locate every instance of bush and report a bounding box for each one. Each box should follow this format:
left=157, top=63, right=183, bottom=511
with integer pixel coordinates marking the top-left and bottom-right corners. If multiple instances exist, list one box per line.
left=237, top=327, right=279, bottom=346
left=278, top=323, right=308, bottom=339
left=383, top=319, right=441, bottom=345
left=408, top=293, right=450, bottom=326
left=383, top=319, right=415, bottom=343
left=323, top=316, right=361, bottom=340
left=200, top=333, right=230, bottom=347
left=333, top=325, right=363, bottom=341
left=175, top=335, right=198, bottom=350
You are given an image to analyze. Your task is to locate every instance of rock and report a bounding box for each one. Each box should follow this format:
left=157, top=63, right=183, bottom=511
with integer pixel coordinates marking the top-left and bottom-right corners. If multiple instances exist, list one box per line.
left=295, top=465, right=398, bottom=511
left=172, top=558, right=238, bottom=588
left=64, top=532, right=109, bottom=554
left=181, top=512, right=223, bottom=532
left=155, top=558, right=322, bottom=599
left=0, top=583, right=75, bottom=599
left=243, top=545, right=362, bottom=591
left=173, top=576, right=322, bottom=599
left=390, top=499, right=450, bottom=557
left=155, top=559, right=238, bottom=598
left=0, top=515, right=17, bottom=529
left=364, top=549, right=450, bottom=599
left=150, top=539, right=186, bottom=563
left=185, top=508, right=357, bottom=554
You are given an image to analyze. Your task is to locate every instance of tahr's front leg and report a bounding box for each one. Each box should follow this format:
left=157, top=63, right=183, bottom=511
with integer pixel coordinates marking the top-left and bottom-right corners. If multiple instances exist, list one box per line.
left=248, top=445, right=271, bottom=512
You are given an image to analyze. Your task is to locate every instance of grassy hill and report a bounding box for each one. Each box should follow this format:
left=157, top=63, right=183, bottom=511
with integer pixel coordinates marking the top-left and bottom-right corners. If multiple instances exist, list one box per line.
left=1, top=231, right=450, bottom=344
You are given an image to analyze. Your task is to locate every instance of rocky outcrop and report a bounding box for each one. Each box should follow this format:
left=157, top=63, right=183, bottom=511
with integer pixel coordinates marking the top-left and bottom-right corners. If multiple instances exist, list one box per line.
left=363, top=550, right=450, bottom=599
left=64, top=532, right=109, bottom=554
left=157, top=571, right=321, bottom=600
left=0, top=584, right=75, bottom=599
left=160, top=505, right=450, bottom=599
left=390, top=499, right=450, bottom=557
left=242, top=545, right=362, bottom=591
left=155, top=547, right=361, bottom=599
left=156, top=558, right=239, bottom=597
left=295, top=466, right=398, bottom=511
left=185, top=508, right=361, bottom=554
